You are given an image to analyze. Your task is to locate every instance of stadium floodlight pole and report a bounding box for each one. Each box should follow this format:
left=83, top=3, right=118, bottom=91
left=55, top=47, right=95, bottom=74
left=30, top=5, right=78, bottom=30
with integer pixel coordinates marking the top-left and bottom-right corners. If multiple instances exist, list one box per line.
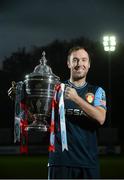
left=103, top=35, right=116, bottom=125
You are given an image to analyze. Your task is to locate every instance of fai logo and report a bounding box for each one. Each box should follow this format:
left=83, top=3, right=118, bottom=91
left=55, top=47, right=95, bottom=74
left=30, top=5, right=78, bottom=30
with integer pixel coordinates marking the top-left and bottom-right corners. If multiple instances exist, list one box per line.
left=85, top=93, right=94, bottom=103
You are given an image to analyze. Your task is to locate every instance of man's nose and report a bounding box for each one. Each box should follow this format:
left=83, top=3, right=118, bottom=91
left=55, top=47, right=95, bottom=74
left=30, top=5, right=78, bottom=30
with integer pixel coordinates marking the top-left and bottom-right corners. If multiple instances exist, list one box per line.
left=76, top=59, right=82, bottom=66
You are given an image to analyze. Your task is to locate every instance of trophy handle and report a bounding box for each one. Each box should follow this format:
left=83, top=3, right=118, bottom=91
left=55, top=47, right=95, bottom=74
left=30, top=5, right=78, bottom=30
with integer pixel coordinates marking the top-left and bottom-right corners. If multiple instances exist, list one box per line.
left=8, top=81, right=16, bottom=100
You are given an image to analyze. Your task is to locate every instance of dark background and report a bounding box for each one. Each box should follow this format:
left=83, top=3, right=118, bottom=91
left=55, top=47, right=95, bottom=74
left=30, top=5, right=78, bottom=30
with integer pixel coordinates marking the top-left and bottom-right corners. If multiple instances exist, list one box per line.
left=0, top=0, right=124, bottom=148
left=1, top=37, right=124, bottom=138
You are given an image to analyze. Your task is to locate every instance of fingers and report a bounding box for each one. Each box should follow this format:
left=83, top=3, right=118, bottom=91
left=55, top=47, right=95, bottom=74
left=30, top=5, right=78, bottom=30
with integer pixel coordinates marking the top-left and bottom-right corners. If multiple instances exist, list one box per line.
left=8, top=81, right=16, bottom=100
left=64, top=86, right=78, bottom=101
left=64, top=87, right=73, bottom=99
left=12, top=81, right=16, bottom=87
left=8, top=87, right=16, bottom=100
left=8, top=87, right=16, bottom=95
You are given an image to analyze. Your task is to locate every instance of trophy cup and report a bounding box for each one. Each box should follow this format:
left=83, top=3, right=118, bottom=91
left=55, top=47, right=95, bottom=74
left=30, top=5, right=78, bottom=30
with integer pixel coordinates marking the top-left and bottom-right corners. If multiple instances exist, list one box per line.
left=8, top=51, right=60, bottom=134
left=24, top=51, right=60, bottom=131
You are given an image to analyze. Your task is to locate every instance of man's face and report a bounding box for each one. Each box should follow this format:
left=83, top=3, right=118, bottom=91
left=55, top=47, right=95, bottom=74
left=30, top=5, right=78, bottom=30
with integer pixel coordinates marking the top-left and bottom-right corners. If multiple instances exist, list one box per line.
left=67, top=49, right=90, bottom=81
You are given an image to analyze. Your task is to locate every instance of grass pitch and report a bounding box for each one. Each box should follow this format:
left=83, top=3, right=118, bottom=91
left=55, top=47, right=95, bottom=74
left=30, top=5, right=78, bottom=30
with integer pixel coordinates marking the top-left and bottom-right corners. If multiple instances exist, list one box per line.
left=0, top=154, right=124, bottom=179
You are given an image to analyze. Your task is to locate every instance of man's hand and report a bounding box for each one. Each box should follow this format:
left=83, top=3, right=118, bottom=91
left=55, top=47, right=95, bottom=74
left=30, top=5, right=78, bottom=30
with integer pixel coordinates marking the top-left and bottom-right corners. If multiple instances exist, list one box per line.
left=8, top=81, right=16, bottom=100
left=64, top=87, right=79, bottom=102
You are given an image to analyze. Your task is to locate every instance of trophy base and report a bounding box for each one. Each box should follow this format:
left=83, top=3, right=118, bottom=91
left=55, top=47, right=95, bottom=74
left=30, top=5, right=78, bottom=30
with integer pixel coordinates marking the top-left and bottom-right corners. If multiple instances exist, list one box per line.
left=25, top=120, right=49, bottom=132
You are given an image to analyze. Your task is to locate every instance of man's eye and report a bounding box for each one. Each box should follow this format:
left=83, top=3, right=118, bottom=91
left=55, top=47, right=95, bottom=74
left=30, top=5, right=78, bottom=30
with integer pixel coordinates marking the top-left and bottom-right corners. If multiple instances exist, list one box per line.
left=82, top=58, right=87, bottom=62
left=73, top=58, right=78, bottom=62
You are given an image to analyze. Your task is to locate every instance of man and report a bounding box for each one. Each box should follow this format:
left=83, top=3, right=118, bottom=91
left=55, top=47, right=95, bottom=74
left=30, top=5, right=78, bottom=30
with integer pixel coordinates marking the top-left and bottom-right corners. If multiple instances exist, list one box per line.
left=48, top=46, right=106, bottom=179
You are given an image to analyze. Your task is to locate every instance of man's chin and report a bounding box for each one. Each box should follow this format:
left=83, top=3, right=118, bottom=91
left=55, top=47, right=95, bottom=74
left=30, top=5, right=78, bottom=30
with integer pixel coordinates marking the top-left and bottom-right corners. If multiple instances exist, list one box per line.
left=73, top=75, right=85, bottom=81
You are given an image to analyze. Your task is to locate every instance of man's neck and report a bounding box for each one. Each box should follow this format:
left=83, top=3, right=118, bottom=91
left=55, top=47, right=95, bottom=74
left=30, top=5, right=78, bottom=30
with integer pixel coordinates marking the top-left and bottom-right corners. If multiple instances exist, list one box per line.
left=69, top=78, right=86, bottom=87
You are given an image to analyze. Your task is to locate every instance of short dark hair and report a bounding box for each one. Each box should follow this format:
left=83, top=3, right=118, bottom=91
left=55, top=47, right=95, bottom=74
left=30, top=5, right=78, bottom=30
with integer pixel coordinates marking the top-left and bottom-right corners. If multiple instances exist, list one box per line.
left=67, top=46, right=91, bottom=63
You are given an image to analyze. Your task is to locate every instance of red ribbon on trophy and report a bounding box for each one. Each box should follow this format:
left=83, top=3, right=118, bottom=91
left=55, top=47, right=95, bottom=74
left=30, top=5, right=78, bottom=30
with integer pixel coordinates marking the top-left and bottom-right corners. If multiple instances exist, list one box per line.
left=14, top=81, right=29, bottom=154
left=49, top=83, right=68, bottom=152
left=20, top=102, right=28, bottom=154
left=48, top=84, right=59, bottom=152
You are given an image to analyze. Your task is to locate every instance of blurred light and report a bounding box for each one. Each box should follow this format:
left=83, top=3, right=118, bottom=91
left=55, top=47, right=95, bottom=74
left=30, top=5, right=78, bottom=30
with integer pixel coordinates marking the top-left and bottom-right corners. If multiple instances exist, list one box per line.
left=110, top=36, right=116, bottom=41
left=104, top=46, right=110, bottom=51
left=110, top=46, right=115, bottom=51
left=103, top=35, right=116, bottom=52
left=103, top=36, right=109, bottom=41
left=103, top=41, right=109, bottom=46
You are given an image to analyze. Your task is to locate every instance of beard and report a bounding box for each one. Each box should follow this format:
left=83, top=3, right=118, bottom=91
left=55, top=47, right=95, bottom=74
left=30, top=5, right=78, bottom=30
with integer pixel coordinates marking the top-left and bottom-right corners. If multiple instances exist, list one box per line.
left=72, top=73, right=86, bottom=81
left=72, top=68, right=88, bottom=81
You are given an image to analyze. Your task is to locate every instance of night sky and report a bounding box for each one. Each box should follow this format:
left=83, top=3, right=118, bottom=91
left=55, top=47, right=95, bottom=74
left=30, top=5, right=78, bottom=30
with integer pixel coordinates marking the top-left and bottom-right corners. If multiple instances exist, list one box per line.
left=0, top=0, right=124, bottom=68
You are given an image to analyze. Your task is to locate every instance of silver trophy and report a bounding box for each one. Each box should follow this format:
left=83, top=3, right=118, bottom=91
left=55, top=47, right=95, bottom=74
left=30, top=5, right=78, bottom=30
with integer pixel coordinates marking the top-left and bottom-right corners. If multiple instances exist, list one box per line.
left=8, top=51, right=60, bottom=133
left=24, top=51, right=60, bottom=131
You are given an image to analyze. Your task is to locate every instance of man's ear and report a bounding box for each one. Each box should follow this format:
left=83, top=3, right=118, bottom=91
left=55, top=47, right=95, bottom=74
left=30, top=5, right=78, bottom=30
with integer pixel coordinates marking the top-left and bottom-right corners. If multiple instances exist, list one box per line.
left=67, top=60, right=71, bottom=69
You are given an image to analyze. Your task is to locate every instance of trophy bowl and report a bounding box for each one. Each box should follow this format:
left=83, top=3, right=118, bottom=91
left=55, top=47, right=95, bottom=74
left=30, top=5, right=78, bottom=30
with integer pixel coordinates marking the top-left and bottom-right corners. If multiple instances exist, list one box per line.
left=24, top=51, right=60, bottom=131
